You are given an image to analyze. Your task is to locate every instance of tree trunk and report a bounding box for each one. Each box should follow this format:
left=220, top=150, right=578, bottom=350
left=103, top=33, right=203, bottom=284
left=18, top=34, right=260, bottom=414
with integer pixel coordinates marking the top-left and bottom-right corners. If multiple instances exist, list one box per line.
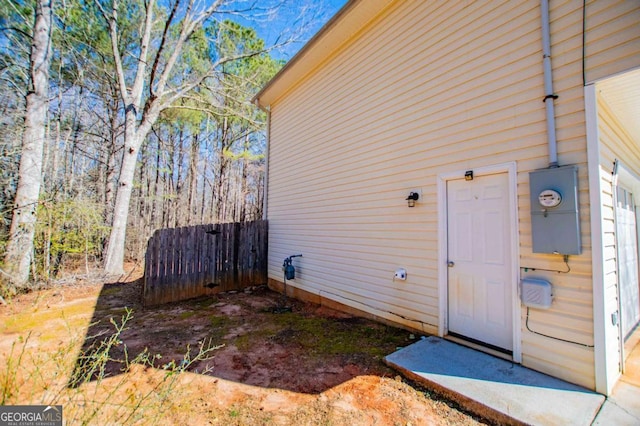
left=66, top=122, right=81, bottom=194
left=152, top=135, right=161, bottom=229
left=188, top=133, right=200, bottom=223
left=239, top=133, right=250, bottom=222
left=103, top=117, right=141, bottom=275
left=163, top=133, right=175, bottom=229
left=104, top=95, right=120, bottom=228
left=103, top=98, right=159, bottom=274
left=136, top=141, right=147, bottom=259
left=3, top=0, right=52, bottom=289
left=216, top=117, right=230, bottom=223
left=200, top=155, right=208, bottom=223
left=174, top=128, right=185, bottom=227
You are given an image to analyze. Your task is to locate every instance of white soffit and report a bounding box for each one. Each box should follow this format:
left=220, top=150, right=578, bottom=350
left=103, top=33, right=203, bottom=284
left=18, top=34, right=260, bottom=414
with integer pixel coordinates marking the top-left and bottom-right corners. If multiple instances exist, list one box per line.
left=597, top=68, right=640, bottom=147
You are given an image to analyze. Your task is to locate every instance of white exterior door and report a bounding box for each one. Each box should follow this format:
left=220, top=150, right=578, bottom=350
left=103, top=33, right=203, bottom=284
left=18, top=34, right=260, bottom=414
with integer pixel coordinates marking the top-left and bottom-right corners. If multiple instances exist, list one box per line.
left=616, top=186, right=640, bottom=339
left=447, top=172, right=513, bottom=351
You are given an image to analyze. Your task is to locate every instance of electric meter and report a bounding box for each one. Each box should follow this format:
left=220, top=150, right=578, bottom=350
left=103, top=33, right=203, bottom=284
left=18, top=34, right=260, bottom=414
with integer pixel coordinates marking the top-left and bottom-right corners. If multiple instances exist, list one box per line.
left=529, top=166, right=581, bottom=255
left=538, top=189, right=562, bottom=208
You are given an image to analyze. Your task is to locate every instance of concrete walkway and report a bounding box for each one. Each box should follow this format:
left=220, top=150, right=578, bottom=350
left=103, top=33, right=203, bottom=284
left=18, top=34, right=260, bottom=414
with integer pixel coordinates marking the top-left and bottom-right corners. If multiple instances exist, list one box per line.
left=593, top=335, right=640, bottom=425
left=385, top=336, right=640, bottom=425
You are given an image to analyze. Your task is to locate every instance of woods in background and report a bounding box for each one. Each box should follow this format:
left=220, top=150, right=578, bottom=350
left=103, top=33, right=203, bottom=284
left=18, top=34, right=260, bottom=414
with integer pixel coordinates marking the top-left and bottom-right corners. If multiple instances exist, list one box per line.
left=0, top=0, right=298, bottom=291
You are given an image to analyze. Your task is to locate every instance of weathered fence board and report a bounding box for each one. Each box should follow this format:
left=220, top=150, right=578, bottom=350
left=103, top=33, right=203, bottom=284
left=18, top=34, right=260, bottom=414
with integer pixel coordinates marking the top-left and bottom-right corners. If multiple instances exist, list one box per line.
left=143, top=220, right=268, bottom=306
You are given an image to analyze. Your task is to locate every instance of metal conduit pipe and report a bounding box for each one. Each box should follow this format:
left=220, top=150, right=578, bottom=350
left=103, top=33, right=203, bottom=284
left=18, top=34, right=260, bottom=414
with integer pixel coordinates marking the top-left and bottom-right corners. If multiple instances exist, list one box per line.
left=541, top=0, right=559, bottom=168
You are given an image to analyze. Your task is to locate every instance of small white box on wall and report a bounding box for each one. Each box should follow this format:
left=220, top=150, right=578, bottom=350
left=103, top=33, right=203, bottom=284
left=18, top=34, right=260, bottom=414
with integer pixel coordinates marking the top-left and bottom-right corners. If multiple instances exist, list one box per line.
left=521, top=278, right=553, bottom=309
left=394, top=268, right=407, bottom=280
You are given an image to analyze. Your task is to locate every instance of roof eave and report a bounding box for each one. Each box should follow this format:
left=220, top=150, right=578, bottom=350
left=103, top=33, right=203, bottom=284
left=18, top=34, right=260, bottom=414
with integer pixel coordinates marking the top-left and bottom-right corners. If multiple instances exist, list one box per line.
left=253, top=0, right=393, bottom=108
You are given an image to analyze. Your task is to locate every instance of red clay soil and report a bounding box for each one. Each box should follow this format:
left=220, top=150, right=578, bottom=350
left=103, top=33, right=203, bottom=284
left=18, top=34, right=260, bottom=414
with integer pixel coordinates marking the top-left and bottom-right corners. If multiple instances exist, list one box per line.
left=0, top=271, right=486, bottom=425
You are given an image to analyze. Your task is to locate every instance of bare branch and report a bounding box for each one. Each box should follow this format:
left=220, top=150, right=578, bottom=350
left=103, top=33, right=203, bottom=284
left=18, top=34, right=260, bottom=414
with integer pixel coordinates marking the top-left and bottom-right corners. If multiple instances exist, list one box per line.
left=131, top=0, right=156, bottom=107
left=160, top=48, right=270, bottom=110
left=2, top=0, right=33, bottom=37
left=0, top=76, right=27, bottom=98
left=94, top=0, right=130, bottom=105
left=0, top=26, right=32, bottom=40
left=153, top=0, right=225, bottom=97
left=149, top=0, right=181, bottom=99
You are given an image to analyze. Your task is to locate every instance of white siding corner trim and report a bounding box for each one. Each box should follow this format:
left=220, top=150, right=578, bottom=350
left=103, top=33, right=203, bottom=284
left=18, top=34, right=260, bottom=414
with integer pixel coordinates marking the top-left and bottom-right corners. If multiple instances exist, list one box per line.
left=262, top=108, right=271, bottom=220
left=437, top=161, right=521, bottom=362
left=585, top=84, right=615, bottom=395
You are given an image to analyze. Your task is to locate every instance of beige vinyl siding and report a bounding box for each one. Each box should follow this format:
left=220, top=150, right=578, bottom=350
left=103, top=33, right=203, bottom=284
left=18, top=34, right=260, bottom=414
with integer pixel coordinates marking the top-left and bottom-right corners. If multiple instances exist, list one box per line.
left=584, top=0, right=640, bottom=83
left=269, top=0, right=549, bottom=336
left=265, top=0, right=639, bottom=389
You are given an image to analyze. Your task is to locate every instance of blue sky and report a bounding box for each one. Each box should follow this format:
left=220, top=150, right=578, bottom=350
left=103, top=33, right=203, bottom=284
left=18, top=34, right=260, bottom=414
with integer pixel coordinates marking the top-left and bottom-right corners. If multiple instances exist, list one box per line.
left=234, top=0, right=349, bottom=60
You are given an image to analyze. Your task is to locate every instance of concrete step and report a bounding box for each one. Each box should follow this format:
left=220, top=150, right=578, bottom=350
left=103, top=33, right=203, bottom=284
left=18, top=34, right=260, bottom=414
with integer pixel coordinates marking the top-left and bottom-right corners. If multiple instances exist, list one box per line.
left=385, top=336, right=605, bottom=426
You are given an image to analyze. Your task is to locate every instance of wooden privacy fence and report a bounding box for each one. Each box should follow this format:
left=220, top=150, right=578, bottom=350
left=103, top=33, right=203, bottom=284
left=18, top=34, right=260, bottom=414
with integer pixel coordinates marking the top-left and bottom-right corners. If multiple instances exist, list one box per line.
left=143, top=220, right=268, bottom=306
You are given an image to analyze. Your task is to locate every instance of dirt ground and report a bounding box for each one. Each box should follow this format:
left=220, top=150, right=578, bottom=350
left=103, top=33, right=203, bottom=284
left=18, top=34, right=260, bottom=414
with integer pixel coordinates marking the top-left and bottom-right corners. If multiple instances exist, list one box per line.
left=0, top=269, right=486, bottom=425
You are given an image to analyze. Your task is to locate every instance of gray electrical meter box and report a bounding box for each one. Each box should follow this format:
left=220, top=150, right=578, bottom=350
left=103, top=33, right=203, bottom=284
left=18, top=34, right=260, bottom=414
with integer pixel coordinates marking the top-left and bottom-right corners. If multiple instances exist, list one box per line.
left=529, top=165, right=581, bottom=255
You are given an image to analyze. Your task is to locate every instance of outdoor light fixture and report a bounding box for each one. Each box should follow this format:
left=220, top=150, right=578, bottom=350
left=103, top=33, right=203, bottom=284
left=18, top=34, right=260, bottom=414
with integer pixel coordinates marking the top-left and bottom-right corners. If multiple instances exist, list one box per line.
left=406, top=192, right=419, bottom=207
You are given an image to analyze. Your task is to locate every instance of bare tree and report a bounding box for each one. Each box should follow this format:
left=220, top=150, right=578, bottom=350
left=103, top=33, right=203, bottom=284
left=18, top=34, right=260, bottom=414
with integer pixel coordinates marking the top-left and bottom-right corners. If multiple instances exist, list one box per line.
left=97, top=0, right=282, bottom=274
left=3, top=0, right=52, bottom=290
left=0, top=0, right=328, bottom=282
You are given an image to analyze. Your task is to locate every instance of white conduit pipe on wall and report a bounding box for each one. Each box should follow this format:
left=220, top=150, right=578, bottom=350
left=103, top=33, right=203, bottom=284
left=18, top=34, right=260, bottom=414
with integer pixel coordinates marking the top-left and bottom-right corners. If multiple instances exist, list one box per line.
left=541, top=0, right=559, bottom=168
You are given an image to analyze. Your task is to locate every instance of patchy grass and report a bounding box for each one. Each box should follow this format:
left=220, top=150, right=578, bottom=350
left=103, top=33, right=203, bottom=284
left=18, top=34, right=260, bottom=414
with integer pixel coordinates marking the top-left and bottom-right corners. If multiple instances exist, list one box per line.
left=99, top=286, right=123, bottom=297
left=195, top=304, right=411, bottom=365
left=268, top=313, right=407, bottom=358
left=1, top=301, right=95, bottom=347
left=208, top=314, right=227, bottom=328
left=178, top=311, right=198, bottom=320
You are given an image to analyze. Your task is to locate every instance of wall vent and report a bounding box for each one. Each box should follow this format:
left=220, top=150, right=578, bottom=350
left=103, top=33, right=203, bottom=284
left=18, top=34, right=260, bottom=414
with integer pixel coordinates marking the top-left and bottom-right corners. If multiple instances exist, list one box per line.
left=521, top=278, right=553, bottom=309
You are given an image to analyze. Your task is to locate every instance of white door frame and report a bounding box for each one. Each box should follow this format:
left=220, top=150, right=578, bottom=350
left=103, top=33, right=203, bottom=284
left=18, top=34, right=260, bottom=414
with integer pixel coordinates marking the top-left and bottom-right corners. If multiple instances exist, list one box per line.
left=437, top=161, right=521, bottom=362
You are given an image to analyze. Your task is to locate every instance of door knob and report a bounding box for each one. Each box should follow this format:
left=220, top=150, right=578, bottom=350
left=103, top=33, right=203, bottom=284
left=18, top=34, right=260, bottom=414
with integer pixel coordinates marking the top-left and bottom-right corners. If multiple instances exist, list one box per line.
left=447, top=261, right=455, bottom=268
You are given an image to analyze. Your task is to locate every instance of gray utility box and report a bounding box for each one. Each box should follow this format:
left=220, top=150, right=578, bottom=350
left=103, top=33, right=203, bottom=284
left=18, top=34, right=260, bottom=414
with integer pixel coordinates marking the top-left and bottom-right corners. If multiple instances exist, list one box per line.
left=529, top=165, right=581, bottom=255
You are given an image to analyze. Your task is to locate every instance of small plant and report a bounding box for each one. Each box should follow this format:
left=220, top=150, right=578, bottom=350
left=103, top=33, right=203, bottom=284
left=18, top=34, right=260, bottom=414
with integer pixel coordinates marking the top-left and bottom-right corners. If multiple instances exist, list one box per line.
left=1, top=332, right=31, bottom=404
left=1, top=307, right=223, bottom=425
left=68, top=308, right=138, bottom=388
